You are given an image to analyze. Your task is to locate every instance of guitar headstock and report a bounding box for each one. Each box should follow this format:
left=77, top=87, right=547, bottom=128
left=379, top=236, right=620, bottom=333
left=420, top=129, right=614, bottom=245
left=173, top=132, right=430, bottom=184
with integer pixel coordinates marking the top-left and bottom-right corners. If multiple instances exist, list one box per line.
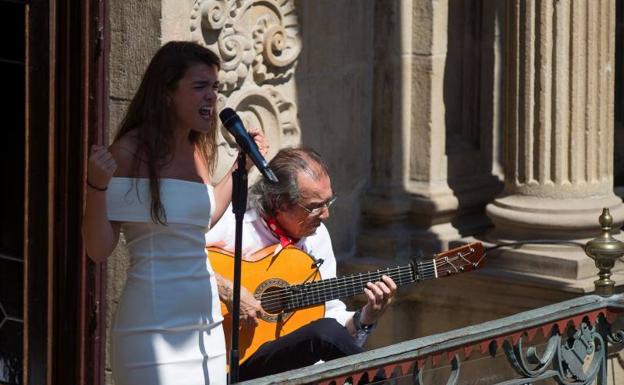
left=429, top=242, right=486, bottom=278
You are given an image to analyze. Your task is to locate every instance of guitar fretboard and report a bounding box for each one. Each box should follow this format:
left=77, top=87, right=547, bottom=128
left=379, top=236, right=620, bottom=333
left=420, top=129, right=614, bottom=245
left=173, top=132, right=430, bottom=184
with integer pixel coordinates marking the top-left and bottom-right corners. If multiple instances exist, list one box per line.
left=283, top=260, right=438, bottom=311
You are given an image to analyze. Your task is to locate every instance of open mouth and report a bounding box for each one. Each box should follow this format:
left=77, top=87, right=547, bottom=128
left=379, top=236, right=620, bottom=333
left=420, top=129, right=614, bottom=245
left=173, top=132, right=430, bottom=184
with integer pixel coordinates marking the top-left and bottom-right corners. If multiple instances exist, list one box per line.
left=199, top=106, right=213, bottom=119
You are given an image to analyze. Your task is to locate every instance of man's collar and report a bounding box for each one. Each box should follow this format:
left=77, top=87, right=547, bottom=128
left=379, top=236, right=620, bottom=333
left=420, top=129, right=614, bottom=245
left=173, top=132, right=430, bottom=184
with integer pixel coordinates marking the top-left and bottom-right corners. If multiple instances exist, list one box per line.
left=244, top=208, right=260, bottom=223
left=263, top=216, right=299, bottom=248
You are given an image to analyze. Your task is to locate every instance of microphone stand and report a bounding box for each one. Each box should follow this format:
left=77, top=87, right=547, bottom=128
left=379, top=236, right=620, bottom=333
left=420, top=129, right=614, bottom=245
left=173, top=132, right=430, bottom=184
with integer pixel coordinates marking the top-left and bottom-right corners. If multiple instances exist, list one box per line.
left=229, top=152, right=247, bottom=384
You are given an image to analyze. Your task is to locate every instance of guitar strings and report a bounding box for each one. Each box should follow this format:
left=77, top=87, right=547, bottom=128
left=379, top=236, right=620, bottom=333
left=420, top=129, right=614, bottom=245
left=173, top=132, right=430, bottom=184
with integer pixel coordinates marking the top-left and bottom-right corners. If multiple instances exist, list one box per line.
left=260, top=269, right=413, bottom=302
left=233, top=249, right=480, bottom=311
left=256, top=251, right=479, bottom=307
left=260, top=272, right=416, bottom=312
left=260, top=269, right=450, bottom=312
left=257, top=256, right=475, bottom=311
left=258, top=268, right=415, bottom=312
left=258, top=255, right=469, bottom=301
left=257, top=256, right=469, bottom=306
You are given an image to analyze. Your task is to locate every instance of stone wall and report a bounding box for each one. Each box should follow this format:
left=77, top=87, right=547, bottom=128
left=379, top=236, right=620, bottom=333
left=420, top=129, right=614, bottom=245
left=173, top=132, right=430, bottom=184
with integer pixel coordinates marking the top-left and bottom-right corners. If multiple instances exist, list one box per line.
left=293, top=0, right=375, bottom=254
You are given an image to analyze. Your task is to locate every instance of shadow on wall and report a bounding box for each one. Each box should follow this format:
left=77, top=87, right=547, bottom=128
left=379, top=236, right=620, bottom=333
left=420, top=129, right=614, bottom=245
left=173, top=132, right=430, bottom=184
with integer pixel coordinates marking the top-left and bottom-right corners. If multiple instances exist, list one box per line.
left=443, top=0, right=504, bottom=239
left=293, top=1, right=376, bottom=256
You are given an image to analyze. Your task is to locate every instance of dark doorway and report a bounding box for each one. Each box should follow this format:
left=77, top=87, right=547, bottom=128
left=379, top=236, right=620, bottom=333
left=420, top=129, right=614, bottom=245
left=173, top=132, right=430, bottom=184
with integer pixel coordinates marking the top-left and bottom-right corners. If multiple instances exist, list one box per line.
left=0, top=0, right=25, bottom=383
left=0, top=1, right=108, bottom=384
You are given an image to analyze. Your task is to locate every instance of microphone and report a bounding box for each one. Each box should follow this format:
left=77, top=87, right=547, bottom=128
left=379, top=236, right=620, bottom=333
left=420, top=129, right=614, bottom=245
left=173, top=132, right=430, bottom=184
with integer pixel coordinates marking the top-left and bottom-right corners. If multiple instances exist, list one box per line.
left=219, top=108, right=278, bottom=183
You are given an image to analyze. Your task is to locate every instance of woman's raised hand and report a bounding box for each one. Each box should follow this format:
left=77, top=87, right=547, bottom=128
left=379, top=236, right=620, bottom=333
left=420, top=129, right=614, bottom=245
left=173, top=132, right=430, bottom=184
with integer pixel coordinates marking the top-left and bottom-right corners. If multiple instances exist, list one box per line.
left=87, top=145, right=117, bottom=191
left=245, top=129, right=269, bottom=171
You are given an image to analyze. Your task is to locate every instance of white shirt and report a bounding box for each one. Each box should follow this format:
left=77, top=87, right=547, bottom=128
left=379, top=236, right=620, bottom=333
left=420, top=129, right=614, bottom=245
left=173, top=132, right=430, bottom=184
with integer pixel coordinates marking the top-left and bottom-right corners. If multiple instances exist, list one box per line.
left=205, top=207, right=354, bottom=327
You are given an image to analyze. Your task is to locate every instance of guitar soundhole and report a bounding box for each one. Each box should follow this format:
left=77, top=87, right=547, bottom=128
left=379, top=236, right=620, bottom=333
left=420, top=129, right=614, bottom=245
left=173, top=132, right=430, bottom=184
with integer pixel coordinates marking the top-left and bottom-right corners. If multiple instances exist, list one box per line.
left=255, top=278, right=292, bottom=323
left=260, top=286, right=288, bottom=314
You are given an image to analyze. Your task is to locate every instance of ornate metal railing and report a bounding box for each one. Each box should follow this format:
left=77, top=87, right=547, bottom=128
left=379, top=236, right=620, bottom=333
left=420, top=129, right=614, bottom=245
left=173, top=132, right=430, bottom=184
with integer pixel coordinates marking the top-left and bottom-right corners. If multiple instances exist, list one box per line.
left=238, top=294, right=624, bottom=385
left=237, top=209, right=624, bottom=385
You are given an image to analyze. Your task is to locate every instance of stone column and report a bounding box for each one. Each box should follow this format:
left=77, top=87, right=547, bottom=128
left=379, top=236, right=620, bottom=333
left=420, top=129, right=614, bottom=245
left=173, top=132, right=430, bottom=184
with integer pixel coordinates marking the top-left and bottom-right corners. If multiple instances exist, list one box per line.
left=357, top=0, right=413, bottom=260
left=358, top=0, right=504, bottom=259
left=486, top=0, right=624, bottom=287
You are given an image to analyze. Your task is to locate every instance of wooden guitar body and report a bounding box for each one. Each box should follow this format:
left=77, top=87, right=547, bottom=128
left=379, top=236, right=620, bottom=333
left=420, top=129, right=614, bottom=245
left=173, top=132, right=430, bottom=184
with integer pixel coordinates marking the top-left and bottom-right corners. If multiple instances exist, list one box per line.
left=208, top=245, right=325, bottom=364
left=208, top=241, right=486, bottom=365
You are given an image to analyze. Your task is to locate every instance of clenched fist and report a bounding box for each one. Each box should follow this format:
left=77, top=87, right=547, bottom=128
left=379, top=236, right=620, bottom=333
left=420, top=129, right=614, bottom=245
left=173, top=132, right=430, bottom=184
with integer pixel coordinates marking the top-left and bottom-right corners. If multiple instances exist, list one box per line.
left=87, top=145, right=117, bottom=190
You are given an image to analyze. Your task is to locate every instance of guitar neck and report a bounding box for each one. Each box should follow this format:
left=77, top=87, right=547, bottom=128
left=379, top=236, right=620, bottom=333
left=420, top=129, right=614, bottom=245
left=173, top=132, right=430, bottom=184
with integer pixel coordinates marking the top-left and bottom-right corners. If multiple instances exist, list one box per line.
left=285, top=260, right=440, bottom=311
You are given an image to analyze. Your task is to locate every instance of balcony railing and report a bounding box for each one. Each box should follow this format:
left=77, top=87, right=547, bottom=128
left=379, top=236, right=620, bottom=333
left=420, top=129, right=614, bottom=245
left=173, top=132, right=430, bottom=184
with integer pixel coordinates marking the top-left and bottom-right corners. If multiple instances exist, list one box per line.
left=239, top=293, right=624, bottom=385
left=238, top=209, right=624, bottom=385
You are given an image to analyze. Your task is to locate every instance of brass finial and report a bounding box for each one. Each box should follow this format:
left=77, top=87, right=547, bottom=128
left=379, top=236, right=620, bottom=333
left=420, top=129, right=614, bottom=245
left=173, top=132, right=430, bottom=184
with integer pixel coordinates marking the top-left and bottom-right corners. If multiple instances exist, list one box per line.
left=585, top=208, right=624, bottom=296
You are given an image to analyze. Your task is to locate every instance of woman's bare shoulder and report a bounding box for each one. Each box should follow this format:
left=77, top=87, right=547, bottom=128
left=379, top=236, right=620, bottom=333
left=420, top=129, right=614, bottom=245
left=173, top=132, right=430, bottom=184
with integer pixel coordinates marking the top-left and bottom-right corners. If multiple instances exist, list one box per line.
left=109, top=130, right=141, bottom=177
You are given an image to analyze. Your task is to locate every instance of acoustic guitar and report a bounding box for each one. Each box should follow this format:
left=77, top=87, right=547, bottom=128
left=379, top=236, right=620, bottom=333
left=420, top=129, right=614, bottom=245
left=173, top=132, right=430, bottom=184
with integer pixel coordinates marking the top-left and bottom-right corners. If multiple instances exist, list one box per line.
left=207, top=242, right=485, bottom=364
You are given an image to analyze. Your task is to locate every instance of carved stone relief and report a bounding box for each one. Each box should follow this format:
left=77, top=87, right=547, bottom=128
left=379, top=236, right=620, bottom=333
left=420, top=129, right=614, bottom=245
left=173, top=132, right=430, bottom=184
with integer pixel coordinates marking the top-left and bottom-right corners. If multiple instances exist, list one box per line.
left=190, top=0, right=302, bottom=176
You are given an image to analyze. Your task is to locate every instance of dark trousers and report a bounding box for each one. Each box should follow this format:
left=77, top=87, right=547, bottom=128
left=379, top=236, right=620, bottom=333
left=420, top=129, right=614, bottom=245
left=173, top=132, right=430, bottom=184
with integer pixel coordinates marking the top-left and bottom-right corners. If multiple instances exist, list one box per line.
left=238, top=318, right=363, bottom=381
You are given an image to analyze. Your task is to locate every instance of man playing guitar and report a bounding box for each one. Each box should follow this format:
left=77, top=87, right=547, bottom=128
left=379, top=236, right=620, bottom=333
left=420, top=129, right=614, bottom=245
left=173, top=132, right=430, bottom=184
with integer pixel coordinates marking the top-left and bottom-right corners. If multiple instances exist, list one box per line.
left=206, top=147, right=397, bottom=381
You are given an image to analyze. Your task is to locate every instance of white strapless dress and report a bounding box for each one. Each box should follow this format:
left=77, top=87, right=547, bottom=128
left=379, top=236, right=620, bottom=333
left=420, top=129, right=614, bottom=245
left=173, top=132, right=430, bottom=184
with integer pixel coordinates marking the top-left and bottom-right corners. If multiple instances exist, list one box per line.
left=107, top=177, right=226, bottom=385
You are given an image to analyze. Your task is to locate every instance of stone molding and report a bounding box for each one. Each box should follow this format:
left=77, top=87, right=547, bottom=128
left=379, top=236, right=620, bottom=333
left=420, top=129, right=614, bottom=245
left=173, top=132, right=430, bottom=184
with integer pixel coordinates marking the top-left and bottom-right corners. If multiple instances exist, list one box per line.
left=214, top=85, right=300, bottom=163
left=190, top=0, right=301, bottom=91
left=189, top=0, right=302, bottom=175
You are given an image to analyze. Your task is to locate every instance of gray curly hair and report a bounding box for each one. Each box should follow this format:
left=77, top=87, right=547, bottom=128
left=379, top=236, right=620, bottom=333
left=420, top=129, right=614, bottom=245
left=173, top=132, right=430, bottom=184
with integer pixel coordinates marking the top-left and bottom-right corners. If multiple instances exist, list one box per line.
left=249, top=147, right=330, bottom=218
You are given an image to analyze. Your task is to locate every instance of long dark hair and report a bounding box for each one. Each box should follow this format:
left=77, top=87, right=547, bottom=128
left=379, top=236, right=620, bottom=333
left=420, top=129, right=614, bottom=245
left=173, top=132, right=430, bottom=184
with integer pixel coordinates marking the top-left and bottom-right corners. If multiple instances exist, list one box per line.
left=114, top=41, right=221, bottom=224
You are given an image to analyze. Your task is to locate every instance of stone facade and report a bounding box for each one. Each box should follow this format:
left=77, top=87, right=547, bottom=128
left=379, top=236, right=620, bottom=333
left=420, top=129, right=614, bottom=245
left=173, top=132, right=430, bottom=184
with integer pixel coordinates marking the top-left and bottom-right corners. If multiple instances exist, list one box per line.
left=105, top=0, right=624, bottom=383
left=485, top=0, right=624, bottom=290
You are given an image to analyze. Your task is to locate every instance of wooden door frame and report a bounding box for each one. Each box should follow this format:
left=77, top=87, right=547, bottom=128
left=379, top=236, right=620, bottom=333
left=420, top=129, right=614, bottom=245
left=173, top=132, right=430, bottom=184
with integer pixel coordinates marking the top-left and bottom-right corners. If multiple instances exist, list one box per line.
left=24, top=0, right=108, bottom=384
